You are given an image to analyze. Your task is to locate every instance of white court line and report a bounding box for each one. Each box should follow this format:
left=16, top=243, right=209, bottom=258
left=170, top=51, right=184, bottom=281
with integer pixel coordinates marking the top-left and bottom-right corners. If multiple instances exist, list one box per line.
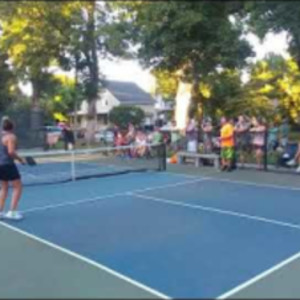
left=20, top=171, right=40, bottom=179
left=21, top=177, right=209, bottom=214
left=165, top=171, right=219, bottom=179
left=165, top=171, right=300, bottom=191
left=130, top=193, right=300, bottom=231
left=217, top=249, right=300, bottom=299
left=213, top=177, right=300, bottom=192
left=0, top=221, right=170, bottom=299
left=21, top=193, right=127, bottom=213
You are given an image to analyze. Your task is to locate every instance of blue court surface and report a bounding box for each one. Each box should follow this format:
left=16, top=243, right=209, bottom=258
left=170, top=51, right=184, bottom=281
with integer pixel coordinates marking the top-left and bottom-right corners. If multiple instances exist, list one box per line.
left=2, top=170, right=300, bottom=298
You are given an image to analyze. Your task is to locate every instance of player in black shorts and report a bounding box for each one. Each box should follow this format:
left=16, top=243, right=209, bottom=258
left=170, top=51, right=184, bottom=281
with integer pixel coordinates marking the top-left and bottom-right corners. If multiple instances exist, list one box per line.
left=0, top=117, right=25, bottom=220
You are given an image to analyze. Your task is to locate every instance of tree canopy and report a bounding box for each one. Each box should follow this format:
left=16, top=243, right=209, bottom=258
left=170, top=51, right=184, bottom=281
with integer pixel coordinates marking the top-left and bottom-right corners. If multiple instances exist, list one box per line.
left=1, top=1, right=300, bottom=128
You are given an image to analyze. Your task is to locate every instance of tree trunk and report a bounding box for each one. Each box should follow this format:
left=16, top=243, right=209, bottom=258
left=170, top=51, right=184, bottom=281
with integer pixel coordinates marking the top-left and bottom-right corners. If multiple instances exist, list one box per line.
left=30, top=78, right=43, bottom=130
left=87, top=1, right=99, bottom=119
left=190, top=70, right=203, bottom=122
left=82, top=1, right=99, bottom=147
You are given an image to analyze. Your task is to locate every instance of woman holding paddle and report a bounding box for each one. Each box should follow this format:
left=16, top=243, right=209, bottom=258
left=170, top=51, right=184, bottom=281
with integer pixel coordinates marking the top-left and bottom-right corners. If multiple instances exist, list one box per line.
left=0, top=117, right=25, bottom=220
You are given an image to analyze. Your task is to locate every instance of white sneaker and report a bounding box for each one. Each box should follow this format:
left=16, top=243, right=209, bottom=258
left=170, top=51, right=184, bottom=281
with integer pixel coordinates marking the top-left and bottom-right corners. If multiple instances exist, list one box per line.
left=287, top=159, right=296, bottom=166
left=296, top=166, right=300, bottom=173
left=5, top=211, right=23, bottom=221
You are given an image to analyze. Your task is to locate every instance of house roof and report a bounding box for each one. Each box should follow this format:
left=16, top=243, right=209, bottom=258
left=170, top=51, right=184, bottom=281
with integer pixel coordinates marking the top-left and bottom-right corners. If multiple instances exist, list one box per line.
left=103, top=80, right=155, bottom=105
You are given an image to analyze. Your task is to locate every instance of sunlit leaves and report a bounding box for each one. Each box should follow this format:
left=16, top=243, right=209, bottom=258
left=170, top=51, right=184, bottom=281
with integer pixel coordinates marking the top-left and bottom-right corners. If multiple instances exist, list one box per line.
left=199, top=83, right=211, bottom=99
left=245, top=56, right=300, bottom=122
left=151, top=69, right=178, bottom=99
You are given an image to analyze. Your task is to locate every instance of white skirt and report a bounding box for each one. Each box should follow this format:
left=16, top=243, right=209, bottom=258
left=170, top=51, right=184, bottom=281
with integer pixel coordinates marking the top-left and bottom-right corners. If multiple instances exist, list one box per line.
left=187, top=140, right=197, bottom=152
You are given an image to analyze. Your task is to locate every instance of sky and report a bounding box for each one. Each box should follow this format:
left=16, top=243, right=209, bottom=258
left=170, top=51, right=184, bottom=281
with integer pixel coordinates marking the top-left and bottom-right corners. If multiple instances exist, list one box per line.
left=19, top=31, right=290, bottom=96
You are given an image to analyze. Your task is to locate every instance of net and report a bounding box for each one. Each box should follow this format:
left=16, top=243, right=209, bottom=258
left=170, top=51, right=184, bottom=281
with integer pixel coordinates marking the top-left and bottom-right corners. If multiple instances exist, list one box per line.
left=18, top=143, right=166, bottom=187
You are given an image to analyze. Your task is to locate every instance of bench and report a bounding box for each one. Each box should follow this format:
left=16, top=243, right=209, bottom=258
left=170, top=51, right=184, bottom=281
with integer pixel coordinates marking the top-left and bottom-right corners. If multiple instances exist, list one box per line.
left=177, top=151, right=220, bottom=169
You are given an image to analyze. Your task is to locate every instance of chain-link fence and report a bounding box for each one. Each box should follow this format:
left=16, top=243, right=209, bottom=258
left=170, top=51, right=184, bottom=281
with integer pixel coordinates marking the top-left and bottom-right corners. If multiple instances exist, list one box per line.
left=0, top=109, right=46, bottom=150
left=167, top=127, right=300, bottom=175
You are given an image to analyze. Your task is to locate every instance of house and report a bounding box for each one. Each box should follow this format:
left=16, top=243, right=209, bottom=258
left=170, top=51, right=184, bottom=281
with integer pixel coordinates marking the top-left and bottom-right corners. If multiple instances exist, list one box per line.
left=70, top=80, right=156, bottom=129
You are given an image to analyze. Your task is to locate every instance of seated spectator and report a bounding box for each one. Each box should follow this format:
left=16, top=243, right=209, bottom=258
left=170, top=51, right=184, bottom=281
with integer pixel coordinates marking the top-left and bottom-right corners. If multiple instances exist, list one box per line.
left=115, top=131, right=125, bottom=147
left=126, top=123, right=136, bottom=145
left=135, top=130, right=147, bottom=157
left=114, top=131, right=126, bottom=157
left=287, top=142, right=300, bottom=172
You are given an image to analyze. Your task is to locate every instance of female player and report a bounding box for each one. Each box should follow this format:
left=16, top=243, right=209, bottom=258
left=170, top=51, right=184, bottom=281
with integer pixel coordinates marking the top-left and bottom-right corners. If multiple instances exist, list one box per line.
left=0, top=117, right=25, bottom=220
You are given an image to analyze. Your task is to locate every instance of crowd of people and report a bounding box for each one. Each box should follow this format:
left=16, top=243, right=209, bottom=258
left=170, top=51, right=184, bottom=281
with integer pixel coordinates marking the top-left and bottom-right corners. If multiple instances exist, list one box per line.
left=0, top=114, right=297, bottom=222
left=184, top=115, right=292, bottom=171
left=112, top=123, right=167, bottom=158
left=46, top=115, right=299, bottom=172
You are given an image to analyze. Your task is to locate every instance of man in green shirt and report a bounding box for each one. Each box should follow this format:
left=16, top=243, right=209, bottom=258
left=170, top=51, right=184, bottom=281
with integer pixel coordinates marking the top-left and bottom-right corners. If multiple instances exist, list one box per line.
left=152, top=127, right=163, bottom=144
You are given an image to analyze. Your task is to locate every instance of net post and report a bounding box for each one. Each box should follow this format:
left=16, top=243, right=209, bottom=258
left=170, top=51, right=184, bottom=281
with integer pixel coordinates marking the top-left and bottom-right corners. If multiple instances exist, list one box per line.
left=71, top=149, right=76, bottom=181
left=263, top=126, right=268, bottom=171
left=158, top=143, right=167, bottom=171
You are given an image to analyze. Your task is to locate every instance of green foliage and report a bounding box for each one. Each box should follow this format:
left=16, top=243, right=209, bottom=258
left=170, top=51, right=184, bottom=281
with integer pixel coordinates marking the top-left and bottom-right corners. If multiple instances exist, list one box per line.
left=116, top=1, right=254, bottom=120
left=0, top=1, right=132, bottom=121
left=118, top=2, right=253, bottom=73
left=0, top=52, right=19, bottom=110
left=40, top=74, right=85, bottom=118
left=109, top=105, right=145, bottom=129
left=151, top=69, right=178, bottom=99
left=199, top=69, right=244, bottom=121
left=247, top=1, right=300, bottom=66
left=238, top=55, right=300, bottom=123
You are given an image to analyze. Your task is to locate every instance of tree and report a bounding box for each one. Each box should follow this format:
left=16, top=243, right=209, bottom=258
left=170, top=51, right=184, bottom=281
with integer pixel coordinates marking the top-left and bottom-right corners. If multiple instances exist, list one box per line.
left=247, top=1, right=300, bottom=67
left=0, top=1, right=83, bottom=127
left=151, top=68, right=179, bottom=100
left=109, top=106, right=145, bottom=129
left=0, top=51, right=20, bottom=110
left=197, top=69, right=244, bottom=121
left=40, top=73, right=85, bottom=120
left=0, top=1, right=132, bottom=129
left=115, top=1, right=254, bottom=120
left=241, top=55, right=300, bottom=122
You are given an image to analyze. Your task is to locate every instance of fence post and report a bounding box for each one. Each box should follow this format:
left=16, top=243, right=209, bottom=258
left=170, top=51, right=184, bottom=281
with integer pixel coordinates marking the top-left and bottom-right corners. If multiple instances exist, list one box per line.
left=263, top=126, right=268, bottom=171
left=159, top=143, right=167, bottom=171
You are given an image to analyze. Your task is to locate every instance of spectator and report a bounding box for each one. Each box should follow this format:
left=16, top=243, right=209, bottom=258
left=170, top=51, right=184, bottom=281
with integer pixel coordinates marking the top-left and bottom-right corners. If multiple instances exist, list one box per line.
left=287, top=142, right=300, bottom=173
left=268, top=121, right=279, bottom=152
left=186, top=118, right=198, bottom=153
left=220, top=116, right=235, bottom=171
left=279, top=118, right=289, bottom=150
left=235, top=115, right=251, bottom=168
left=152, top=126, right=163, bottom=145
left=114, top=131, right=125, bottom=147
left=250, top=117, right=267, bottom=170
left=170, top=120, right=181, bottom=151
left=126, top=122, right=136, bottom=145
left=57, top=120, right=66, bottom=130
left=62, top=122, right=75, bottom=151
left=201, top=117, right=213, bottom=153
left=135, top=130, right=147, bottom=157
